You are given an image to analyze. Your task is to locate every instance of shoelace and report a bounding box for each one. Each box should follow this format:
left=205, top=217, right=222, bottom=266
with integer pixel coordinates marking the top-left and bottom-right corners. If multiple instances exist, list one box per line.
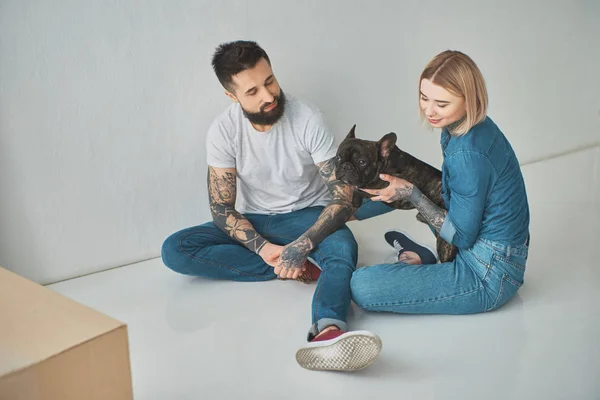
left=296, top=261, right=320, bottom=284
left=295, top=271, right=313, bottom=284
left=393, top=240, right=404, bottom=256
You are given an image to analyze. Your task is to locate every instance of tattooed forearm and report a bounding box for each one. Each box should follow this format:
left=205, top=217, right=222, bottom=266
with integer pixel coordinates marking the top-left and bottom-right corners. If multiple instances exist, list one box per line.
left=315, top=157, right=357, bottom=236
left=409, top=186, right=447, bottom=233
left=207, top=167, right=267, bottom=254
left=210, top=203, right=267, bottom=254
left=209, top=168, right=236, bottom=204
left=317, top=158, right=355, bottom=206
left=278, top=202, right=354, bottom=270
left=318, top=158, right=336, bottom=183
left=277, top=158, right=356, bottom=270
left=304, top=203, right=354, bottom=245
left=389, top=186, right=414, bottom=202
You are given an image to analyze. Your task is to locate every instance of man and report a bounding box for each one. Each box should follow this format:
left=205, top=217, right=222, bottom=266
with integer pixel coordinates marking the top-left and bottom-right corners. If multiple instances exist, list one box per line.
left=161, top=40, right=382, bottom=371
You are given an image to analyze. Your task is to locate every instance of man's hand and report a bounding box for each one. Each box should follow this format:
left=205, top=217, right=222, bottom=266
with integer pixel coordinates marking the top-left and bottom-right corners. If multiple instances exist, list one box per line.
left=274, top=236, right=313, bottom=279
left=266, top=157, right=355, bottom=281
left=360, top=174, right=414, bottom=203
left=259, top=242, right=308, bottom=279
left=258, top=242, right=283, bottom=268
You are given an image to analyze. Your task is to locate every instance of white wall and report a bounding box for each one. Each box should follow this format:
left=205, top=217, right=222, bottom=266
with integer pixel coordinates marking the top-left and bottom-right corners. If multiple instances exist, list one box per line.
left=1, top=0, right=599, bottom=284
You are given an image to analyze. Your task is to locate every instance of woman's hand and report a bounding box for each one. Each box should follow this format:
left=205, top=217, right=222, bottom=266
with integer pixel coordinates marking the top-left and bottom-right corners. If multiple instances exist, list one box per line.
left=360, top=174, right=415, bottom=202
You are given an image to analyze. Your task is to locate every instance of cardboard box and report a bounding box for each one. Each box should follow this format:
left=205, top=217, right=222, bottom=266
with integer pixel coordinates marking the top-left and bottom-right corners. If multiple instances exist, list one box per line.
left=0, top=267, right=133, bottom=400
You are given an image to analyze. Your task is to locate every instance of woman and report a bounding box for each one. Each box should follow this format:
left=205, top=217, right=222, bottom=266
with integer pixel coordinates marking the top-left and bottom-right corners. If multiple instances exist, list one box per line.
left=350, top=50, right=530, bottom=314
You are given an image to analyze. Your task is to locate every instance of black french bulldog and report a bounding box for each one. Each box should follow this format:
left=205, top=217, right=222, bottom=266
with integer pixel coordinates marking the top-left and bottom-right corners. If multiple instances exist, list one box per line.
left=335, top=125, right=457, bottom=263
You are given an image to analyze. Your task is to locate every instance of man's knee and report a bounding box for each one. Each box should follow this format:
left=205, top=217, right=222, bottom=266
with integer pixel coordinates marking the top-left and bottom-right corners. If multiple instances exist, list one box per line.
left=161, top=231, right=184, bottom=273
left=161, top=223, right=218, bottom=274
left=321, top=227, right=358, bottom=259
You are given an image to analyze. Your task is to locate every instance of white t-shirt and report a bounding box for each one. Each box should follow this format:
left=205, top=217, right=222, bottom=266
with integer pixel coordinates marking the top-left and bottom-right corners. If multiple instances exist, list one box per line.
left=206, top=93, right=338, bottom=214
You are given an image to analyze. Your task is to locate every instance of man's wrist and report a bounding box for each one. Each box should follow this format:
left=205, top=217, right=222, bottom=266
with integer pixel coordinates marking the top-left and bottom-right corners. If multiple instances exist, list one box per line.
left=295, top=235, right=314, bottom=253
left=283, top=235, right=313, bottom=261
left=255, top=239, right=268, bottom=256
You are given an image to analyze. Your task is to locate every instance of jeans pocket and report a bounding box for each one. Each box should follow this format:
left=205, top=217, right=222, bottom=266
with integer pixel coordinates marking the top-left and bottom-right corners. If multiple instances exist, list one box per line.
left=488, top=273, right=522, bottom=311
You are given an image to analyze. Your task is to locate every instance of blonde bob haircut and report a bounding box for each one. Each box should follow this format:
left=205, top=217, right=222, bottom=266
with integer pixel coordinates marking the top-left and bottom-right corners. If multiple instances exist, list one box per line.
left=419, top=50, right=488, bottom=135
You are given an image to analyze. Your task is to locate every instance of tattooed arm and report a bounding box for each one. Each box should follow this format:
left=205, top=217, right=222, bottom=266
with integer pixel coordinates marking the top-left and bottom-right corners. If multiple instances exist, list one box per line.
left=208, top=166, right=268, bottom=255
left=408, top=187, right=447, bottom=233
left=276, top=158, right=356, bottom=272
left=361, top=174, right=447, bottom=233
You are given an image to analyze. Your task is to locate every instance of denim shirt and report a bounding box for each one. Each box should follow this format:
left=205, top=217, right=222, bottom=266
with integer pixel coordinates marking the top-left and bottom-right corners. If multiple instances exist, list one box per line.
left=439, top=116, right=530, bottom=249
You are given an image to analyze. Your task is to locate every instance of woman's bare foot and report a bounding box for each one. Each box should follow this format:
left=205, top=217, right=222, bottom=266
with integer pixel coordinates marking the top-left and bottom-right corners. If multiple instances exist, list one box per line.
left=398, top=251, right=422, bottom=265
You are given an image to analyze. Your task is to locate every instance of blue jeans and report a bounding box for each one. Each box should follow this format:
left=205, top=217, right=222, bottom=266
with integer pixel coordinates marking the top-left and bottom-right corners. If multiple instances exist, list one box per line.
left=161, top=204, right=390, bottom=340
left=350, top=236, right=528, bottom=314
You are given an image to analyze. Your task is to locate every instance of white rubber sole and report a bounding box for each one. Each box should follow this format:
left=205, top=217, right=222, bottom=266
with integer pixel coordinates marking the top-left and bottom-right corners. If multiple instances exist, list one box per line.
left=295, top=331, right=382, bottom=372
left=385, top=229, right=439, bottom=261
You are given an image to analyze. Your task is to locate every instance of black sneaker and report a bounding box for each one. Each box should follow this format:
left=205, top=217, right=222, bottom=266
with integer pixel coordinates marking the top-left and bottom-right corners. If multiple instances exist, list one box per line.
left=384, top=230, right=438, bottom=265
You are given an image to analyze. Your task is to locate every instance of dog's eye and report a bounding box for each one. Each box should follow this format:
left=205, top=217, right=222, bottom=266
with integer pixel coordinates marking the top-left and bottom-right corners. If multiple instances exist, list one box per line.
left=336, top=155, right=342, bottom=162
left=358, top=159, right=367, bottom=167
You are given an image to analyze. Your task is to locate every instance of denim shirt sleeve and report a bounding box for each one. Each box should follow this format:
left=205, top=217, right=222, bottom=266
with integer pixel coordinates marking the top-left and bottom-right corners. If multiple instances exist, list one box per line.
left=440, top=151, right=492, bottom=249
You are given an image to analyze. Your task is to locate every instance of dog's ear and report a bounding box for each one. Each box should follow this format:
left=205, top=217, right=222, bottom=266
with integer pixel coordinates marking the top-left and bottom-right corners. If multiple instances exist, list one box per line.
left=346, top=124, right=356, bottom=139
left=377, top=132, right=397, bottom=159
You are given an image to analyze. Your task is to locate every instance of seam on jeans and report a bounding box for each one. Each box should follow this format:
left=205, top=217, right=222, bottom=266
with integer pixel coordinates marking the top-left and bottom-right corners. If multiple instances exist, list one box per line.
left=503, top=274, right=522, bottom=288
left=446, top=149, right=498, bottom=176
left=482, top=239, right=529, bottom=258
left=466, top=248, right=490, bottom=269
left=311, top=248, right=330, bottom=326
left=362, top=284, right=483, bottom=308
left=489, top=274, right=506, bottom=311
left=465, top=250, right=491, bottom=283
left=177, top=233, right=272, bottom=279
left=493, top=253, right=526, bottom=272
left=312, top=266, right=323, bottom=330
left=487, top=273, right=522, bottom=311
left=311, top=245, right=357, bottom=325
left=304, top=246, right=340, bottom=327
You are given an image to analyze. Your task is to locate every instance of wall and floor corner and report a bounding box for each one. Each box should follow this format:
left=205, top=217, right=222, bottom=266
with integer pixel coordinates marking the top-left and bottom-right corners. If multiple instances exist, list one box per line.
left=1, top=0, right=599, bottom=284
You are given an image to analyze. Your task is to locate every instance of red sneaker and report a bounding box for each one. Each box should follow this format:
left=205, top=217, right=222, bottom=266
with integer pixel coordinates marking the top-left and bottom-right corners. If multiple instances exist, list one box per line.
left=295, top=258, right=321, bottom=284
left=295, top=329, right=382, bottom=371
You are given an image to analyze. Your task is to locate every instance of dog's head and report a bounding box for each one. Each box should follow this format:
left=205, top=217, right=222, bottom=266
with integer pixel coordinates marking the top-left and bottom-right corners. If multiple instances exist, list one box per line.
left=334, top=125, right=397, bottom=187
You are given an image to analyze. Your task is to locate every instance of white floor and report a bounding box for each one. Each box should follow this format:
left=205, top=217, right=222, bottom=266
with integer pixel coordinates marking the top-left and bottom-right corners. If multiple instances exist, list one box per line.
left=49, top=148, right=600, bottom=400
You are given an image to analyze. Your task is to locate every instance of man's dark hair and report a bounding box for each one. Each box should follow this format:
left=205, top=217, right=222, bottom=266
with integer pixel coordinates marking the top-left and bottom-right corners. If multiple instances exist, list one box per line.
left=211, top=40, right=271, bottom=93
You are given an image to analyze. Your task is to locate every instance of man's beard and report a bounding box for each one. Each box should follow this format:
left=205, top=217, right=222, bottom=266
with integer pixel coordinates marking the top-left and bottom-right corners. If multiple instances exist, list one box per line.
left=242, top=90, right=286, bottom=126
